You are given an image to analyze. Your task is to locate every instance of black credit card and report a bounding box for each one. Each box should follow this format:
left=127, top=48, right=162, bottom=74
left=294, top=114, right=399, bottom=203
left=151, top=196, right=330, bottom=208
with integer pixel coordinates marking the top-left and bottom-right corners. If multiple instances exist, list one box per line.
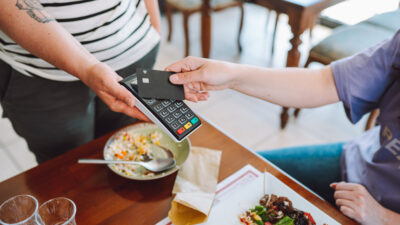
left=136, top=68, right=185, bottom=100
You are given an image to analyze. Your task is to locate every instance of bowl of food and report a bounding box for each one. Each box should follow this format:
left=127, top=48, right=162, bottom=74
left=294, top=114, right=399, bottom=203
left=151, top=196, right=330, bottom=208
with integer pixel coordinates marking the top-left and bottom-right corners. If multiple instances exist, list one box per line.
left=103, top=122, right=190, bottom=180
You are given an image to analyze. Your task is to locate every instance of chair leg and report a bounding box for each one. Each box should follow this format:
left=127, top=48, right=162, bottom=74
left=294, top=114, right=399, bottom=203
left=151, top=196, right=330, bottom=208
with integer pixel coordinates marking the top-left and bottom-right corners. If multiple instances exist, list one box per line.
left=271, top=11, right=280, bottom=54
left=183, top=13, right=190, bottom=56
left=304, top=56, right=313, bottom=68
left=280, top=107, right=289, bottom=129
left=237, top=4, right=244, bottom=53
left=293, top=108, right=301, bottom=118
left=166, top=3, right=173, bottom=42
left=365, top=109, right=380, bottom=131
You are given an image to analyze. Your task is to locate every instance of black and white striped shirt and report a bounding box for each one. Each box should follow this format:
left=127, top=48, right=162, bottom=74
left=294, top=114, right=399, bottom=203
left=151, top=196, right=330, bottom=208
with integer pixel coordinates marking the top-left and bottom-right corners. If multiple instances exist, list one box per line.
left=0, top=0, right=160, bottom=81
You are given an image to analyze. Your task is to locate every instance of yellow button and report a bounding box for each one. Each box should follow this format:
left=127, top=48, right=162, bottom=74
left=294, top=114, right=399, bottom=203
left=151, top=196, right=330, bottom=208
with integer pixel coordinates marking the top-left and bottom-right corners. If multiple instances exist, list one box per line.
left=184, top=122, right=192, bottom=129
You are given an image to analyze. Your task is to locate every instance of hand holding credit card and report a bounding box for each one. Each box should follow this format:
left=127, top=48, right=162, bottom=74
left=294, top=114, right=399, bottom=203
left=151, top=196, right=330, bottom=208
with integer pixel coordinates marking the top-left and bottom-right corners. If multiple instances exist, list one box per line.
left=119, top=69, right=202, bottom=142
left=136, top=68, right=185, bottom=100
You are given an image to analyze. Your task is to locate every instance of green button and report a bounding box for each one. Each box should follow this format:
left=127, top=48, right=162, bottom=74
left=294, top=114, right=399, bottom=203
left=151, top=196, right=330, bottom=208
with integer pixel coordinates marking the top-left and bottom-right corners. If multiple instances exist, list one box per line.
left=191, top=117, right=199, bottom=125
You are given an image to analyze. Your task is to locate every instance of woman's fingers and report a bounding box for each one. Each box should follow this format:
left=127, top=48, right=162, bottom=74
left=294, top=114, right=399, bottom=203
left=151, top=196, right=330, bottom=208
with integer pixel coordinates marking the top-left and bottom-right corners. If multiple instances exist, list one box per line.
left=127, top=108, right=150, bottom=121
left=331, top=182, right=360, bottom=191
left=183, top=85, right=209, bottom=102
left=99, top=91, right=150, bottom=121
left=170, top=70, right=205, bottom=85
left=332, top=182, right=387, bottom=225
left=105, top=77, right=136, bottom=108
left=334, top=190, right=354, bottom=200
left=196, top=92, right=209, bottom=101
left=336, top=198, right=357, bottom=209
left=165, top=56, right=205, bottom=72
left=339, top=205, right=357, bottom=219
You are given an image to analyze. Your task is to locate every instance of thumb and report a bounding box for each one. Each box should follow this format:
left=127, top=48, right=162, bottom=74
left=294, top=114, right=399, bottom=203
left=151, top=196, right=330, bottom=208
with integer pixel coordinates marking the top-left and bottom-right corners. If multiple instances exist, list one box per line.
left=108, top=81, right=136, bottom=107
left=169, top=70, right=204, bottom=85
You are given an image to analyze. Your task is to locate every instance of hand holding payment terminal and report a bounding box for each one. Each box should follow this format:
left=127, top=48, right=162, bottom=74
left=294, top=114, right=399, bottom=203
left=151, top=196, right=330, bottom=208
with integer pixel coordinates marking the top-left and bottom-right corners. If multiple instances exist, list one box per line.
left=119, top=70, right=202, bottom=142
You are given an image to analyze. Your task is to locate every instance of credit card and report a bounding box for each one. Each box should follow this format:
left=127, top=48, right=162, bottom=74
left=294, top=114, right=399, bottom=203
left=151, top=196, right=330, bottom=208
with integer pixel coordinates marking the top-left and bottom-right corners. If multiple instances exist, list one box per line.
left=136, top=68, right=185, bottom=100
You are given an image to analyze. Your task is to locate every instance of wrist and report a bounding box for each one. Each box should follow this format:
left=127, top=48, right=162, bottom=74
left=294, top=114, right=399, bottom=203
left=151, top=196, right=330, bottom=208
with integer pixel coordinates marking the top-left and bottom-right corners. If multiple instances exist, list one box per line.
left=381, top=207, right=400, bottom=225
left=226, top=62, right=244, bottom=90
left=380, top=207, right=394, bottom=225
left=75, top=57, right=101, bottom=83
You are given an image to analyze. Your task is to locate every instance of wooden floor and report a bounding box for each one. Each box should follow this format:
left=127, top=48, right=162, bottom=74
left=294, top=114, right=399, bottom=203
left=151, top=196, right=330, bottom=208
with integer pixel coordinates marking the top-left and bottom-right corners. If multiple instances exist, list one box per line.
left=0, top=3, right=368, bottom=182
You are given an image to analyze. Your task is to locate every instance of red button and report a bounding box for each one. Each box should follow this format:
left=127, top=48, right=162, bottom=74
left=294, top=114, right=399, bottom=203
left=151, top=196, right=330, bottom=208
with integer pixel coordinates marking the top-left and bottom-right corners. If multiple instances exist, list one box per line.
left=177, top=127, right=185, bottom=134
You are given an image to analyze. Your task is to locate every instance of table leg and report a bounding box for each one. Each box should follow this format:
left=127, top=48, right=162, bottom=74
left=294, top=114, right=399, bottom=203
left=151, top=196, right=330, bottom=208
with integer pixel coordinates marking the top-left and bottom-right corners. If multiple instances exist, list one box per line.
left=286, top=16, right=304, bottom=67
left=166, top=3, right=173, bottom=42
left=183, top=13, right=190, bottom=56
left=201, top=0, right=211, bottom=58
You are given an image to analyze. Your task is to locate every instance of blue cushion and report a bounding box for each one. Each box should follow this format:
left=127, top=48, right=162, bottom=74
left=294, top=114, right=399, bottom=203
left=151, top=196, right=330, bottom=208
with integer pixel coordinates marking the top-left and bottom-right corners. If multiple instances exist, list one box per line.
left=310, top=23, right=395, bottom=63
left=364, top=9, right=400, bottom=32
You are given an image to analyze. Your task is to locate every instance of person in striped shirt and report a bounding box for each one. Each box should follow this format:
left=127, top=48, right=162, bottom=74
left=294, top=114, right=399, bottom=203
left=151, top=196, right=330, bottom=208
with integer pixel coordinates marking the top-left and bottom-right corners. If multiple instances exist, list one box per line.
left=0, top=0, right=161, bottom=163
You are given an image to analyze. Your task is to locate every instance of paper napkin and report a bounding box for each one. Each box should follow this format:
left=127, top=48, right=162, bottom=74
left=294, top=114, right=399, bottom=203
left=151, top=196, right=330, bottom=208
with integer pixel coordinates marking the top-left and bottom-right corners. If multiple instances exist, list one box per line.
left=168, top=147, right=222, bottom=225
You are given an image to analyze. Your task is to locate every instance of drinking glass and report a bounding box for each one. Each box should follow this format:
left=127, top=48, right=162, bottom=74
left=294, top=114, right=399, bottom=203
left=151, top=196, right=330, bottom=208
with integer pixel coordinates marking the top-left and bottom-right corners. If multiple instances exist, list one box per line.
left=36, top=198, right=76, bottom=225
left=0, top=195, right=38, bottom=225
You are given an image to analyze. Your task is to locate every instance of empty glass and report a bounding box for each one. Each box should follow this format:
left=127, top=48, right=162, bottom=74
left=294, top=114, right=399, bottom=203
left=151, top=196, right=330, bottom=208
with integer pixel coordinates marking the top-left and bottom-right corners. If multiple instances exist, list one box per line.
left=0, top=195, right=38, bottom=225
left=36, top=198, right=76, bottom=225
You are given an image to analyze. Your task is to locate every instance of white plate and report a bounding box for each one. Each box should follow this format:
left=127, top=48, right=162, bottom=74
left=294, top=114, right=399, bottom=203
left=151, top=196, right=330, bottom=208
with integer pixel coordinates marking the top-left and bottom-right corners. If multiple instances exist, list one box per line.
left=103, top=123, right=190, bottom=180
left=204, top=172, right=340, bottom=225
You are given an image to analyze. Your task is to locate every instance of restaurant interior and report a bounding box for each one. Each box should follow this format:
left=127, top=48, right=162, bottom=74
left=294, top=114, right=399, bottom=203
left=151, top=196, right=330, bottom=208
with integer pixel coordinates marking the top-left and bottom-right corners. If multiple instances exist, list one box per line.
left=0, top=0, right=399, bottom=224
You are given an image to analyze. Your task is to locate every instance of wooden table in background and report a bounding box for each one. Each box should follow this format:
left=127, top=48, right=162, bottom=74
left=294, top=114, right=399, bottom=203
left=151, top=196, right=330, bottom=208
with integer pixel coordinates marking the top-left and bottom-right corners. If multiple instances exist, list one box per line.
left=200, top=0, right=343, bottom=128
left=0, top=120, right=355, bottom=224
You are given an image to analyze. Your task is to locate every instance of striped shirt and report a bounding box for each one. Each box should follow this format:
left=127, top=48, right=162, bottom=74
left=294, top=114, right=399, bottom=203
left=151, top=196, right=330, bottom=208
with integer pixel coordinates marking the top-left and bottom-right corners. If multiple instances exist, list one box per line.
left=0, top=0, right=160, bottom=81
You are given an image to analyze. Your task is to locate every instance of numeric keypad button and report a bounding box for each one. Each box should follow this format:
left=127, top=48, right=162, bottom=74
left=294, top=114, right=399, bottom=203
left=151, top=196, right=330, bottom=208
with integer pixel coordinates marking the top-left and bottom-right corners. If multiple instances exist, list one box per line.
left=173, top=111, right=182, bottom=118
left=178, top=117, right=187, bottom=124
left=171, top=121, right=180, bottom=129
left=167, top=105, right=177, bottom=113
left=154, top=104, right=163, bottom=112
left=165, top=115, right=174, bottom=123
left=161, top=100, right=172, bottom=107
left=160, top=110, right=169, bottom=118
left=185, top=112, right=193, bottom=119
left=175, top=102, right=183, bottom=107
left=180, top=106, right=189, bottom=113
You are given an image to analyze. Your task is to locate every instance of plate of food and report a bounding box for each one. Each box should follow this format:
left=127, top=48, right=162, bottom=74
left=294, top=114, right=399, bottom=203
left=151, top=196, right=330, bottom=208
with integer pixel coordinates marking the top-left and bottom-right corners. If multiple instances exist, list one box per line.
left=204, top=172, right=340, bottom=225
left=103, top=122, right=190, bottom=180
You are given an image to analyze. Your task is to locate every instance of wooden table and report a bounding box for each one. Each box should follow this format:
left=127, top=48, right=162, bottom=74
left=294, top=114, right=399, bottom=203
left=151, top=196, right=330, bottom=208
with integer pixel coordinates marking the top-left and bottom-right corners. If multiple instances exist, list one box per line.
left=200, top=0, right=344, bottom=128
left=0, top=119, right=355, bottom=224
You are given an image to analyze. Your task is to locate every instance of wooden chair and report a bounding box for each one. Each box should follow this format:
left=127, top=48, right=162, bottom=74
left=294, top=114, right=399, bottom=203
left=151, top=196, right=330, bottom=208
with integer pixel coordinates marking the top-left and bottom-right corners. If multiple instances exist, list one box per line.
left=263, top=6, right=315, bottom=55
left=283, top=8, right=400, bottom=130
left=165, top=0, right=244, bottom=56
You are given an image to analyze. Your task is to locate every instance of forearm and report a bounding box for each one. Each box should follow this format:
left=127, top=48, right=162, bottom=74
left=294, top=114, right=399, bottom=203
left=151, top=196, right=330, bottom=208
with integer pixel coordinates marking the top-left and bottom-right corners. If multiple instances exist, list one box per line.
left=144, top=0, right=161, bottom=33
left=229, top=64, right=340, bottom=108
left=0, top=0, right=99, bottom=80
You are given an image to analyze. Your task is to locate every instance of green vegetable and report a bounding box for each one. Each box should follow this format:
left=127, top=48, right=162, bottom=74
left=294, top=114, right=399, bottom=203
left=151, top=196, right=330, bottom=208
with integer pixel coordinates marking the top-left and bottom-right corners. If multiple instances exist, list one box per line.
left=254, top=205, right=266, bottom=215
left=255, top=205, right=264, bottom=211
left=276, top=216, right=294, bottom=225
left=260, top=212, right=269, bottom=222
left=254, top=220, right=263, bottom=225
